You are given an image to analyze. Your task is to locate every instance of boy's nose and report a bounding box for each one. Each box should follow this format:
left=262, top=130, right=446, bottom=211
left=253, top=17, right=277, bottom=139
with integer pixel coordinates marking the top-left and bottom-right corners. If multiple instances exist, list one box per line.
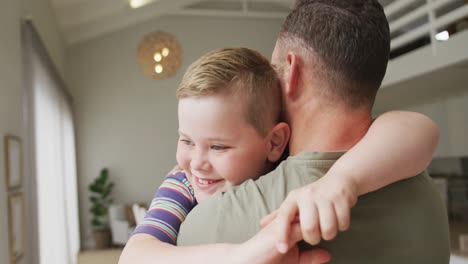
left=190, top=150, right=210, bottom=171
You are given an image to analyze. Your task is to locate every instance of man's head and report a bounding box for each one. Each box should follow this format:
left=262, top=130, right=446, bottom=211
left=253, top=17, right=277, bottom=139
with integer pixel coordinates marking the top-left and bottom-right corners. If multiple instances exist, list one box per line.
left=177, top=47, right=283, bottom=136
left=272, top=0, right=390, bottom=111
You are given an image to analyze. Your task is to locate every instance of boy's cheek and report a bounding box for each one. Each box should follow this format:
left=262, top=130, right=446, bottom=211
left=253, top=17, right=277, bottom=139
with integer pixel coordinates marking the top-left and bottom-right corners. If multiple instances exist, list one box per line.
left=175, top=148, right=189, bottom=169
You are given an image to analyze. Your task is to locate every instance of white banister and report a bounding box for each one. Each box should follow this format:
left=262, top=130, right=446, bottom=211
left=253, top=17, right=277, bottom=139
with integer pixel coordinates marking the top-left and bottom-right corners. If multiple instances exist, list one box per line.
left=390, top=0, right=468, bottom=52
left=389, top=0, right=459, bottom=34
left=427, top=0, right=438, bottom=55
left=242, top=0, right=248, bottom=15
left=391, top=22, right=431, bottom=50
left=389, top=4, right=427, bottom=34
left=384, top=0, right=421, bottom=18
left=433, top=4, right=468, bottom=31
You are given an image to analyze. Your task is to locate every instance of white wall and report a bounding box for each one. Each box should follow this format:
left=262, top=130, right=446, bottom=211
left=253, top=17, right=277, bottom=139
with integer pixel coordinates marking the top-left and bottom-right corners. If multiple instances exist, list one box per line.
left=22, top=0, right=66, bottom=78
left=382, top=30, right=468, bottom=88
left=0, top=2, right=22, bottom=264
left=66, top=15, right=283, bottom=247
left=405, top=89, right=468, bottom=158
left=0, top=0, right=65, bottom=263
left=375, top=83, right=468, bottom=158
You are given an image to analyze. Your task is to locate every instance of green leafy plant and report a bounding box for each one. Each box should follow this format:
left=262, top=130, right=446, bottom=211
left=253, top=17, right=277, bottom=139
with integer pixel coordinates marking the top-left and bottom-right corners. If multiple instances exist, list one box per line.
left=89, top=168, right=114, bottom=230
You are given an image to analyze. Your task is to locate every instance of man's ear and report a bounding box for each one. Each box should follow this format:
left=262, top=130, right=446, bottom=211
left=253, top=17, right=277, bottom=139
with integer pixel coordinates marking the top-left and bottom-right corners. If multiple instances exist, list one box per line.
left=266, top=122, right=291, bottom=163
left=285, top=52, right=299, bottom=97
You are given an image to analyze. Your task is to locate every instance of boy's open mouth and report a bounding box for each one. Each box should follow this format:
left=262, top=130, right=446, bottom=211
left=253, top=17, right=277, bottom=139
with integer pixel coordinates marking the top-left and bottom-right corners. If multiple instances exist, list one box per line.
left=196, top=177, right=222, bottom=185
left=192, top=175, right=224, bottom=190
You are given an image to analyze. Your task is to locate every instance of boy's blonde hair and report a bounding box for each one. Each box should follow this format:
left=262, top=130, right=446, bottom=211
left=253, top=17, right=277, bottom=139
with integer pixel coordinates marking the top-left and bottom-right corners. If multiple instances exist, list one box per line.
left=177, top=47, right=282, bottom=136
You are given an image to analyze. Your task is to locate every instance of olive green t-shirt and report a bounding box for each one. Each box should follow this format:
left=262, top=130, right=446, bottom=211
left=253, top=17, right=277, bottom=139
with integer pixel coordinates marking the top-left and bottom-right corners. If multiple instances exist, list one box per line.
left=178, top=151, right=450, bottom=263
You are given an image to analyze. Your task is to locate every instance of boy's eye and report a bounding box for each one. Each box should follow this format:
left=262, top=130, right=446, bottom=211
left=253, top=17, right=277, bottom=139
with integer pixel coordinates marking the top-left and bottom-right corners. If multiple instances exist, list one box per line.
left=211, top=145, right=228, bottom=151
left=180, top=139, right=193, bottom=146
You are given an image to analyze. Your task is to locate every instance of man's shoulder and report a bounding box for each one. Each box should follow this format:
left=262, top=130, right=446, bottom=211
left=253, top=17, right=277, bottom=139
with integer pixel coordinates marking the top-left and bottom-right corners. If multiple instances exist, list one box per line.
left=183, top=161, right=301, bottom=219
left=180, top=156, right=328, bottom=221
left=355, top=170, right=446, bottom=215
left=177, top=160, right=327, bottom=245
left=177, top=168, right=287, bottom=245
left=321, top=171, right=450, bottom=263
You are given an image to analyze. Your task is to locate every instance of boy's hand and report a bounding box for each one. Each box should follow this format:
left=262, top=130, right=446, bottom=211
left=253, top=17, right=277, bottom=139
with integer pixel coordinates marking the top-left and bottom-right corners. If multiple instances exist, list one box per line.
left=279, top=246, right=331, bottom=264
left=166, top=164, right=183, bottom=175
left=234, top=215, right=331, bottom=264
left=260, top=174, right=358, bottom=252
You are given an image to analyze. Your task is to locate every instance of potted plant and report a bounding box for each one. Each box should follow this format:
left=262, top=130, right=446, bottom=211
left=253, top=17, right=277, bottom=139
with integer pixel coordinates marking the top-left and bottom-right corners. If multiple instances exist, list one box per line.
left=89, top=168, right=114, bottom=249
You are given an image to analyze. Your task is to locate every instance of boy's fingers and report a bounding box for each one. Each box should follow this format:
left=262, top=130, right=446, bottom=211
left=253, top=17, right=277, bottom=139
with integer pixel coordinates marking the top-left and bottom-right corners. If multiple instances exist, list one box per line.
left=334, top=200, right=351, bottom=232
left=288, top=222, right=303, bottom=244
left=275, top=196, right=300, bottom=253
left=298, top=202, right=320, bottom=245
left=318, top=202, right=338, bottom=241
left=260, top=210, right=278, bottom=228
left=299, top=248, right=332, bottom=264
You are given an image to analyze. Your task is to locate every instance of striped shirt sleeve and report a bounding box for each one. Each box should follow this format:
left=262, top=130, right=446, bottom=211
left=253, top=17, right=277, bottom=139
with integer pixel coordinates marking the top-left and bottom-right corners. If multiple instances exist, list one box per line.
left=132, top=171, right=198, bottom=244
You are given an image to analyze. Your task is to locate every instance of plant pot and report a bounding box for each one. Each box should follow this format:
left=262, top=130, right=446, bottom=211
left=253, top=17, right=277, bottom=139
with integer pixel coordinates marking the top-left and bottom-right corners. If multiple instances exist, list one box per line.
left=93, top=229, right=112, bottom=249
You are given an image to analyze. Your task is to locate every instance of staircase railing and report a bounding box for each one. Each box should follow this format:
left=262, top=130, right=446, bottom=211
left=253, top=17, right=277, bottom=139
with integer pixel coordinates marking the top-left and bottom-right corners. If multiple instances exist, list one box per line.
left=385, top=0, right=468, bottom=57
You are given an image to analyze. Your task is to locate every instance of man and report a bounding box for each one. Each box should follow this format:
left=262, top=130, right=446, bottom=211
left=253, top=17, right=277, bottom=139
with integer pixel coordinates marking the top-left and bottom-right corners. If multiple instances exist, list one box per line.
left=177, top=0, right=450, bottom=263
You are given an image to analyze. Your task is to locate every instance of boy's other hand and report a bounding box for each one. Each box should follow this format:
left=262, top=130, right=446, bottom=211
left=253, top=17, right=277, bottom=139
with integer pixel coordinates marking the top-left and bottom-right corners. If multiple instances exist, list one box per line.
left=260, top=175, right=358, bottom=251
left=239, top=214, right=330, bottom=264
left=166, top=164, right=183, bottom=175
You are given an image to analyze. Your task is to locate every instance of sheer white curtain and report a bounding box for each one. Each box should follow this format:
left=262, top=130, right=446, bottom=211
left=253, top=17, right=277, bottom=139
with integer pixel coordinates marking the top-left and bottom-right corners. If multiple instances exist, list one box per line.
left=23, top=23, right=80, bottom=264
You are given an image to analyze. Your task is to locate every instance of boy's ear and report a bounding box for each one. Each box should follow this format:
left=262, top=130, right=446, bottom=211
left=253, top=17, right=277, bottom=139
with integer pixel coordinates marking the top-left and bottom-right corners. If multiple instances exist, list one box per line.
left=266, top=122, right=291, bottom=163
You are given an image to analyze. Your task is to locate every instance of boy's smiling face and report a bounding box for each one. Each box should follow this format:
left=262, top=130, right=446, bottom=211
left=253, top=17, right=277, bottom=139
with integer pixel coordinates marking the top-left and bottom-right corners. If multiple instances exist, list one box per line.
left=176, top=93, right=272, bottom=203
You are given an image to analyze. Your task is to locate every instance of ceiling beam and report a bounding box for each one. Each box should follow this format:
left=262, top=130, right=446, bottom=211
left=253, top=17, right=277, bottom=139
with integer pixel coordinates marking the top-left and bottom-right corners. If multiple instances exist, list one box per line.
left=50, top=0, right=91, bottom=10
left=173, top=9, right=287, bottom=19
left=61, top=0, right=294, bottom=44
left=269, top=0, right=294, bottom=9
left=64, top=0, right=205, bottom=44
left=57, top=0, right=128, bottom=30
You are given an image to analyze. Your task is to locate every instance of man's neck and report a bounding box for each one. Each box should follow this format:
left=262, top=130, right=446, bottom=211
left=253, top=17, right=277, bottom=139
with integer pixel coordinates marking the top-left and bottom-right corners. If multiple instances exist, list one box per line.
left=288, top=103, right=372, bottom=156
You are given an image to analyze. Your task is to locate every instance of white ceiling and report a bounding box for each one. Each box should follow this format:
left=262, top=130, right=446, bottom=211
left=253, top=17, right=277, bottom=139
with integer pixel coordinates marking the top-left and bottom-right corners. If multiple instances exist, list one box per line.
left=49, top=0, right=396, bottom=45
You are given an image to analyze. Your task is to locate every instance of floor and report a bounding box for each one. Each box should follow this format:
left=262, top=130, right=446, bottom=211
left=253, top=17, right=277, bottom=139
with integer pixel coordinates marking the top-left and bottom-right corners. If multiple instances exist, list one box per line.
left=78, top=249, right=122, bottom=264
left=76, top=227, right=468, bottom=264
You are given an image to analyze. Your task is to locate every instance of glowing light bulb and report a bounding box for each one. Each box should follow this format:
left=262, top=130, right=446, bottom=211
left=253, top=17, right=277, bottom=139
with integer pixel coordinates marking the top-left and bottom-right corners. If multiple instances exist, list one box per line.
left=129, top=0, right=157, bottom=9
left=162, top=48, right=170, bottom=57
left=435, top=31, right=449, bottom=41
left=153, top=53, right=162, bottom=62
left=155, top=64, right=163, bottom=74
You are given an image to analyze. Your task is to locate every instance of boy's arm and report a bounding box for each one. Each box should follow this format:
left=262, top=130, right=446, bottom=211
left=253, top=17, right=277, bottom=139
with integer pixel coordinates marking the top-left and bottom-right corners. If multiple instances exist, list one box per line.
left=132, top=172, right=197, bottom=245
left=339, top=110, right=439, bottom=195
left=263, top=111, right=439, bottom=252
left=121, top=172, right=331, bottom=264
left=119, top=234, right=234, bottom=264
left=119, top=223, right=331, bottom=264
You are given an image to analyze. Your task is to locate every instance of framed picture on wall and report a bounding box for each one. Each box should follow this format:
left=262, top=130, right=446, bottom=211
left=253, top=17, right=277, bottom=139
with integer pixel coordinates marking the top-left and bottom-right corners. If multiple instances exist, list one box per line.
left=4, top=135, right=23, bottom=190
left=8, top=192, right=25, bottom=263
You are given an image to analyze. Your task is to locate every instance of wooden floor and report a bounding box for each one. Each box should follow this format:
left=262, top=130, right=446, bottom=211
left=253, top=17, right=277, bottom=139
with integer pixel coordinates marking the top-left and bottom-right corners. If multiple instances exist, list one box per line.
left=78, top=249, right=122, bottom=264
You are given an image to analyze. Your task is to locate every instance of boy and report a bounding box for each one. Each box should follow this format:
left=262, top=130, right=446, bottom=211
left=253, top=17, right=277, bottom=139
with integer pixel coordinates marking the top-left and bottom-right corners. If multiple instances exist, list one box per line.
left=120, top=47, right=438, bottom=263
